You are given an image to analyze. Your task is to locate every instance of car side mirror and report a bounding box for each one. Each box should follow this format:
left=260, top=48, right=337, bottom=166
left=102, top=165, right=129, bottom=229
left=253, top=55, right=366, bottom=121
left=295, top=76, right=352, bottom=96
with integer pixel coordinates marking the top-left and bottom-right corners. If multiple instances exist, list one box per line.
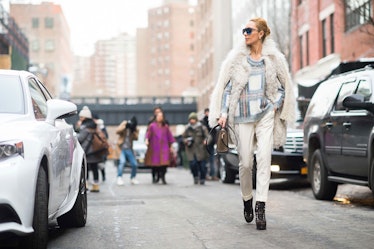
left=343, top=94, right=374, bottom=113
left=46, top=99, right=77, bottom=125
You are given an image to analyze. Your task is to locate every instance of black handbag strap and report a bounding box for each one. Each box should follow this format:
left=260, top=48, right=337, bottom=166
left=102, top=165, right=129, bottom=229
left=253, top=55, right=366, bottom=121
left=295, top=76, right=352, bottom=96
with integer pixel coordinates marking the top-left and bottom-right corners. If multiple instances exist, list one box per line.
left=205, top=124, right=237, bottom=155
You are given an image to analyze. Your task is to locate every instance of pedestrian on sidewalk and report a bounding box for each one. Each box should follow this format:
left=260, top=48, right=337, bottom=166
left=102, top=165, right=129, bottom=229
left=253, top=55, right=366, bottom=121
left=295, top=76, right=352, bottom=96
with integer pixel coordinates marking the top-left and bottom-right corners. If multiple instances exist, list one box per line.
left=208, top=17, right=295, bottom=230
left=95, top=117, right=108, bottom=182
left=200, top=108, right=218, bottom=181
left=145, top=111, right=175, bottom=184
left=77, top=106, right=103, bottom=193
left=183, top=112, right=209, bottom=185
left=115, top=116, right=140, bottom=185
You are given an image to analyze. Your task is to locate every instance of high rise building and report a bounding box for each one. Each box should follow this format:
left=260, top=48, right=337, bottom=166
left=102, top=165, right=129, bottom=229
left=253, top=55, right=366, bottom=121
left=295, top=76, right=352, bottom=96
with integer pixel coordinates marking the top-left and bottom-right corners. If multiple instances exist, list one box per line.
left=10, top=2, right=73, bottom=97
left=70, top=55, right=91, bottom=97
left=137, top=0, right=196, bottom=97
left=90, top=33, right=136, bottom=97
left=194, top=0, right=232, bottom=111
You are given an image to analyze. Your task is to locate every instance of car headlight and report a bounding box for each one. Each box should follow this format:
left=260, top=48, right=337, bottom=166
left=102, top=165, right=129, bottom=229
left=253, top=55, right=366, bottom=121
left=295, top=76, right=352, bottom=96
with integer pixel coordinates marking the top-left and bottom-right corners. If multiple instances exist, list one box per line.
left=0, top=142, right=24, bottom=158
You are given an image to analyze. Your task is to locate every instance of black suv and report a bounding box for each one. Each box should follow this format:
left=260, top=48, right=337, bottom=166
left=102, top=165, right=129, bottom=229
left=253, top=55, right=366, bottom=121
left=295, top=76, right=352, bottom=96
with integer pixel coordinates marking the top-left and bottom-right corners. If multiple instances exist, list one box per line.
left=303, top=65, right=374, bottom=200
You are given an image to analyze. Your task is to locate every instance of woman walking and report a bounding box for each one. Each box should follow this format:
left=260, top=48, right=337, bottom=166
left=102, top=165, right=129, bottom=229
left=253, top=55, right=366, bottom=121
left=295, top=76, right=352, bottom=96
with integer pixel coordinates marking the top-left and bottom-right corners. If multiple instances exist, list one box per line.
left=209, top=17, right=295, bottom=230
left=145, top=111, right=175, bottom=184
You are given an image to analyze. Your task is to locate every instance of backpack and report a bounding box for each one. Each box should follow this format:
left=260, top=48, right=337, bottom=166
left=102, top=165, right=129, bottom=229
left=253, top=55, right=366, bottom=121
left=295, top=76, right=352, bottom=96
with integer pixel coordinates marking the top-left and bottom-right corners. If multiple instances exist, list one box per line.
left=87, top=128, right=110, bottom=158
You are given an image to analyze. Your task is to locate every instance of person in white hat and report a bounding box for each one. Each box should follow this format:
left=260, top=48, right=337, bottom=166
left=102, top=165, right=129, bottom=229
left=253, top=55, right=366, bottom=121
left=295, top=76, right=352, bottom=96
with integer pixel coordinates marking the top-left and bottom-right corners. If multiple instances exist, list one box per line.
left=75, top=106, right=92, bottom=132
left=76, top=106, right=101, bottom=193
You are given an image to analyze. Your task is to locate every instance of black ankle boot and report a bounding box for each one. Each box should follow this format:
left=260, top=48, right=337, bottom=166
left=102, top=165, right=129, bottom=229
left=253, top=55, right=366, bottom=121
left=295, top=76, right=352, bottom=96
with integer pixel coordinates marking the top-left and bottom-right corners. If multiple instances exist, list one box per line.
left=152, top=168, right=160, bottom=183
left=161, top=171, right=167, bottom=184
left=255, top=201, right=266, bottom=230
left=243, top=198, right=253, bottom=223
left=156, top=167, right=166, bottom=184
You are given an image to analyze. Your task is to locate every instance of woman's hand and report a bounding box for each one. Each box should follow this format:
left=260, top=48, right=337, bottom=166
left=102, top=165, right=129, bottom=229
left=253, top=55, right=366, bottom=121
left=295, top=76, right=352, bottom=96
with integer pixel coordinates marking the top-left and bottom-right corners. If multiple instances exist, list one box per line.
left=217, top=116, right=227, bottom=128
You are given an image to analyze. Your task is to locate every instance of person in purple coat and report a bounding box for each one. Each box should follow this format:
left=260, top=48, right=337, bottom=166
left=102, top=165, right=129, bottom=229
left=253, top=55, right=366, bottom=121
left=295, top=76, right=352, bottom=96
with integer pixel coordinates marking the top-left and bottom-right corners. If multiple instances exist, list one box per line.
left=145, top=111, right=175, bottom=184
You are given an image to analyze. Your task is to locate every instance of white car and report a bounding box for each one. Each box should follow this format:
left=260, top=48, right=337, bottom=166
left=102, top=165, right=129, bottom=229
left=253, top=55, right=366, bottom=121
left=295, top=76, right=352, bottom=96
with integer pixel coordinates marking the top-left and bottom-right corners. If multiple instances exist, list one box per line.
left=0, top=70, right=87, bottom=248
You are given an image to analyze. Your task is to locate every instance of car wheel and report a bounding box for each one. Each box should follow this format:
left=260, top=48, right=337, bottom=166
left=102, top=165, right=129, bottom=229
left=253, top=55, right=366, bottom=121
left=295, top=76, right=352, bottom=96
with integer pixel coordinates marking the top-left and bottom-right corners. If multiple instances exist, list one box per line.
left=310, top=149, right=337, bottom=200
left=19, top=167, right=48, bottom=249
left=57, top=164, right=87, bottom=228
left=219, top=157, right=236, bottom=184
left=370, top=160, right=374, bottom=196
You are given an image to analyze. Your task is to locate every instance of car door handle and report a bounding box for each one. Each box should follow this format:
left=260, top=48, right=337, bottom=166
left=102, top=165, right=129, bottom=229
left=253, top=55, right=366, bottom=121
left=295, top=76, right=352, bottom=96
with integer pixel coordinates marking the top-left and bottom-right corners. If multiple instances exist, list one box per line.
left=343, top=122, right=351, bottom=128
left=325, top=122, right=333, bottom=128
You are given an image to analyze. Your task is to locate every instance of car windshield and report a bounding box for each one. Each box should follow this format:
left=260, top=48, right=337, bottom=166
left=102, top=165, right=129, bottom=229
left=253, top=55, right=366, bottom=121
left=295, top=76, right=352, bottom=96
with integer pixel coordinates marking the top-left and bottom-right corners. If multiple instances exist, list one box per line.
left=0, top=75, right=25, bottom=114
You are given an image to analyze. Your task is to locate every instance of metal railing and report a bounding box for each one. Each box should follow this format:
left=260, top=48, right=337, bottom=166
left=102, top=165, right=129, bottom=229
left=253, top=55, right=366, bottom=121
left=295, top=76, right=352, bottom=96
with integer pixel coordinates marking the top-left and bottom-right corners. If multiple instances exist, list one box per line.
left=70, top=96, right=197, bottom=106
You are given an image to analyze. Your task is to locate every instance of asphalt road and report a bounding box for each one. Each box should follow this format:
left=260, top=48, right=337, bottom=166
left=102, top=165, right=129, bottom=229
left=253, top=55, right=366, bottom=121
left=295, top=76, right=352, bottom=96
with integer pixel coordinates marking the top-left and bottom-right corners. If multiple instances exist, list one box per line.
left=46, top=160, right=374, bottom=249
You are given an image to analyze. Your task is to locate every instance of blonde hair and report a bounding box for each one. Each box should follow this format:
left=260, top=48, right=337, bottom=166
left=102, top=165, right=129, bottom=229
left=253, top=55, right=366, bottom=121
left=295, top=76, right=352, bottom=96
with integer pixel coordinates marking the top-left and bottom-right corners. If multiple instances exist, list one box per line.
left=250, top=17, right=271, bottom=42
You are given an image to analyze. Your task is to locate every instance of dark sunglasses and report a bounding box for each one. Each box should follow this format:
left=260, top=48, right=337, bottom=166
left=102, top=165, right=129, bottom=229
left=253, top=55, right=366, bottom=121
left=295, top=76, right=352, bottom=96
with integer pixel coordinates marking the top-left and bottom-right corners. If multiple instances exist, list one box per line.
left=242, top=27, right=257, bottom=35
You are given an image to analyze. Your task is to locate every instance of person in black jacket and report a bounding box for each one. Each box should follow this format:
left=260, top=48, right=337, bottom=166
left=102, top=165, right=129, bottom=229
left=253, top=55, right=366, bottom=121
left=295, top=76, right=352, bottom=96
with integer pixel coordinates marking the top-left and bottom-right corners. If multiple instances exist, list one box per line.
left=201, top=108, right=218, bottom=181
left=77, top=106, right=102, bottom=192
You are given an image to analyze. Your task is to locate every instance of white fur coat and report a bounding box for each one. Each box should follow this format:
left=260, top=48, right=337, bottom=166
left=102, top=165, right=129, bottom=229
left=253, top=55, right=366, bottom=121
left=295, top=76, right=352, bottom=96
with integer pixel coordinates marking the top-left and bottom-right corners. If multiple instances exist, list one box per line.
left=208, top=38, right=296, bottom=148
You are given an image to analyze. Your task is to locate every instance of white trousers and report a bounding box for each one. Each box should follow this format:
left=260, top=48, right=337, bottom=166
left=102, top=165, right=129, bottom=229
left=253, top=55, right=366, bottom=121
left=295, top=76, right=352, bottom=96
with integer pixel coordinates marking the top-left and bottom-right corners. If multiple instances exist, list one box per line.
left=236, top=110, right=274, bottom=202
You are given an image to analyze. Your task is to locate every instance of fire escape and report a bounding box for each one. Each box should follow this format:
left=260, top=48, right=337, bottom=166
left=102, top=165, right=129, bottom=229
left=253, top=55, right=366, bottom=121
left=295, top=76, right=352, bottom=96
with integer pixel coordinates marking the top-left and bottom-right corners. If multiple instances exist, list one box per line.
left=0, top=4, right=28, bottom=69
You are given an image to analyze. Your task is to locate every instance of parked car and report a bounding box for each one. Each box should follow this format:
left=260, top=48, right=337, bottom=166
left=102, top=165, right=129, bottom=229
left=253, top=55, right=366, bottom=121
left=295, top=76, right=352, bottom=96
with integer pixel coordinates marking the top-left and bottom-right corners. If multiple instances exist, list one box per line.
left=218, top=126, right=306, bottom=184
left=0, top=70, right=87, bottom=248
left=303, top=65, right=374, bottom=200
left=131, top=127, right=147, bottom=168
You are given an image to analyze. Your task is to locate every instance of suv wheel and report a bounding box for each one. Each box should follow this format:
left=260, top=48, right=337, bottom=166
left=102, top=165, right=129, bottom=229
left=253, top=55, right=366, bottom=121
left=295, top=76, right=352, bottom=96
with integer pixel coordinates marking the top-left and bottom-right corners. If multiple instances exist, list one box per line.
left=370, top=160, right=374, bottom=196
left=310, top=149, right=337, bottom=200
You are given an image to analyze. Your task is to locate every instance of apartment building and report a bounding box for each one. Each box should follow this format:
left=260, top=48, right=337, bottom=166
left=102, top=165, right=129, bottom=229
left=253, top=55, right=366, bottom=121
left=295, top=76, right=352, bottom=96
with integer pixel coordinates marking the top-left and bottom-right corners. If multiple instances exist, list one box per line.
left=137, top=0, right=196, bottom=97
left=10, top=2, right=73, bottom=97
left=89, top=33, right=136, bottom=97
left=292, top=0, right=374, bottom=86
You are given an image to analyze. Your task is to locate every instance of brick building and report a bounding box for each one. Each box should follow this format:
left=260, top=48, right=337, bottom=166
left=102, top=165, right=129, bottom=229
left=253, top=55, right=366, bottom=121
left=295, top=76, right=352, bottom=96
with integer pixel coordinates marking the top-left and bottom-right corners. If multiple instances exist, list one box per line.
left=292, top=0, right=374, bottom=87
left=10, top=2, right=73, bottom=97
left=137, top=0, right=196, bottom=97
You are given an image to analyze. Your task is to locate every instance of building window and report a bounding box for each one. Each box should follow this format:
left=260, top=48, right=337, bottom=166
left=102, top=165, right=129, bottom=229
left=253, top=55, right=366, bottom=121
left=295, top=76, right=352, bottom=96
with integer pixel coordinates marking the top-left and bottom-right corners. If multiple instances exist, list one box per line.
left=32, top=18, right=39, bottom=28
left=322, top=19, right=327, bottom=57
left=31, top=40, right=39, bottom=51
left=345, top=0, right=371, bottom=31
left=45, top=40, right=55, bottom=52
left=299, top=35, right=303, bottom=69
left=44, top=17, right=54, bottom=29
left=0, top=42, right=9, bottom=54
left=306, top=31, right=309, bottom=66
left=330, top=14, right=335, bottom=53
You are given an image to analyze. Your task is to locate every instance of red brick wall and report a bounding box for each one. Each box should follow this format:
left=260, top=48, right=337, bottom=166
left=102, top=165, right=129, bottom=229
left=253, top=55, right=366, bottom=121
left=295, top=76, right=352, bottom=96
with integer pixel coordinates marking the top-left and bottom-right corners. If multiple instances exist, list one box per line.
left=291, top=0, right=374, bottom=75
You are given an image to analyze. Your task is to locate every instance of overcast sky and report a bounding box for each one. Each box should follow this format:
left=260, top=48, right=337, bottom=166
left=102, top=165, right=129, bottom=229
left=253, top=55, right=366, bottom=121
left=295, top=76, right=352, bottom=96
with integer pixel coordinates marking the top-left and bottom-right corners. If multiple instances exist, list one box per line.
left=6, top=0, right=196, bottom=56
left=55, top=0, right=163, bottom=56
